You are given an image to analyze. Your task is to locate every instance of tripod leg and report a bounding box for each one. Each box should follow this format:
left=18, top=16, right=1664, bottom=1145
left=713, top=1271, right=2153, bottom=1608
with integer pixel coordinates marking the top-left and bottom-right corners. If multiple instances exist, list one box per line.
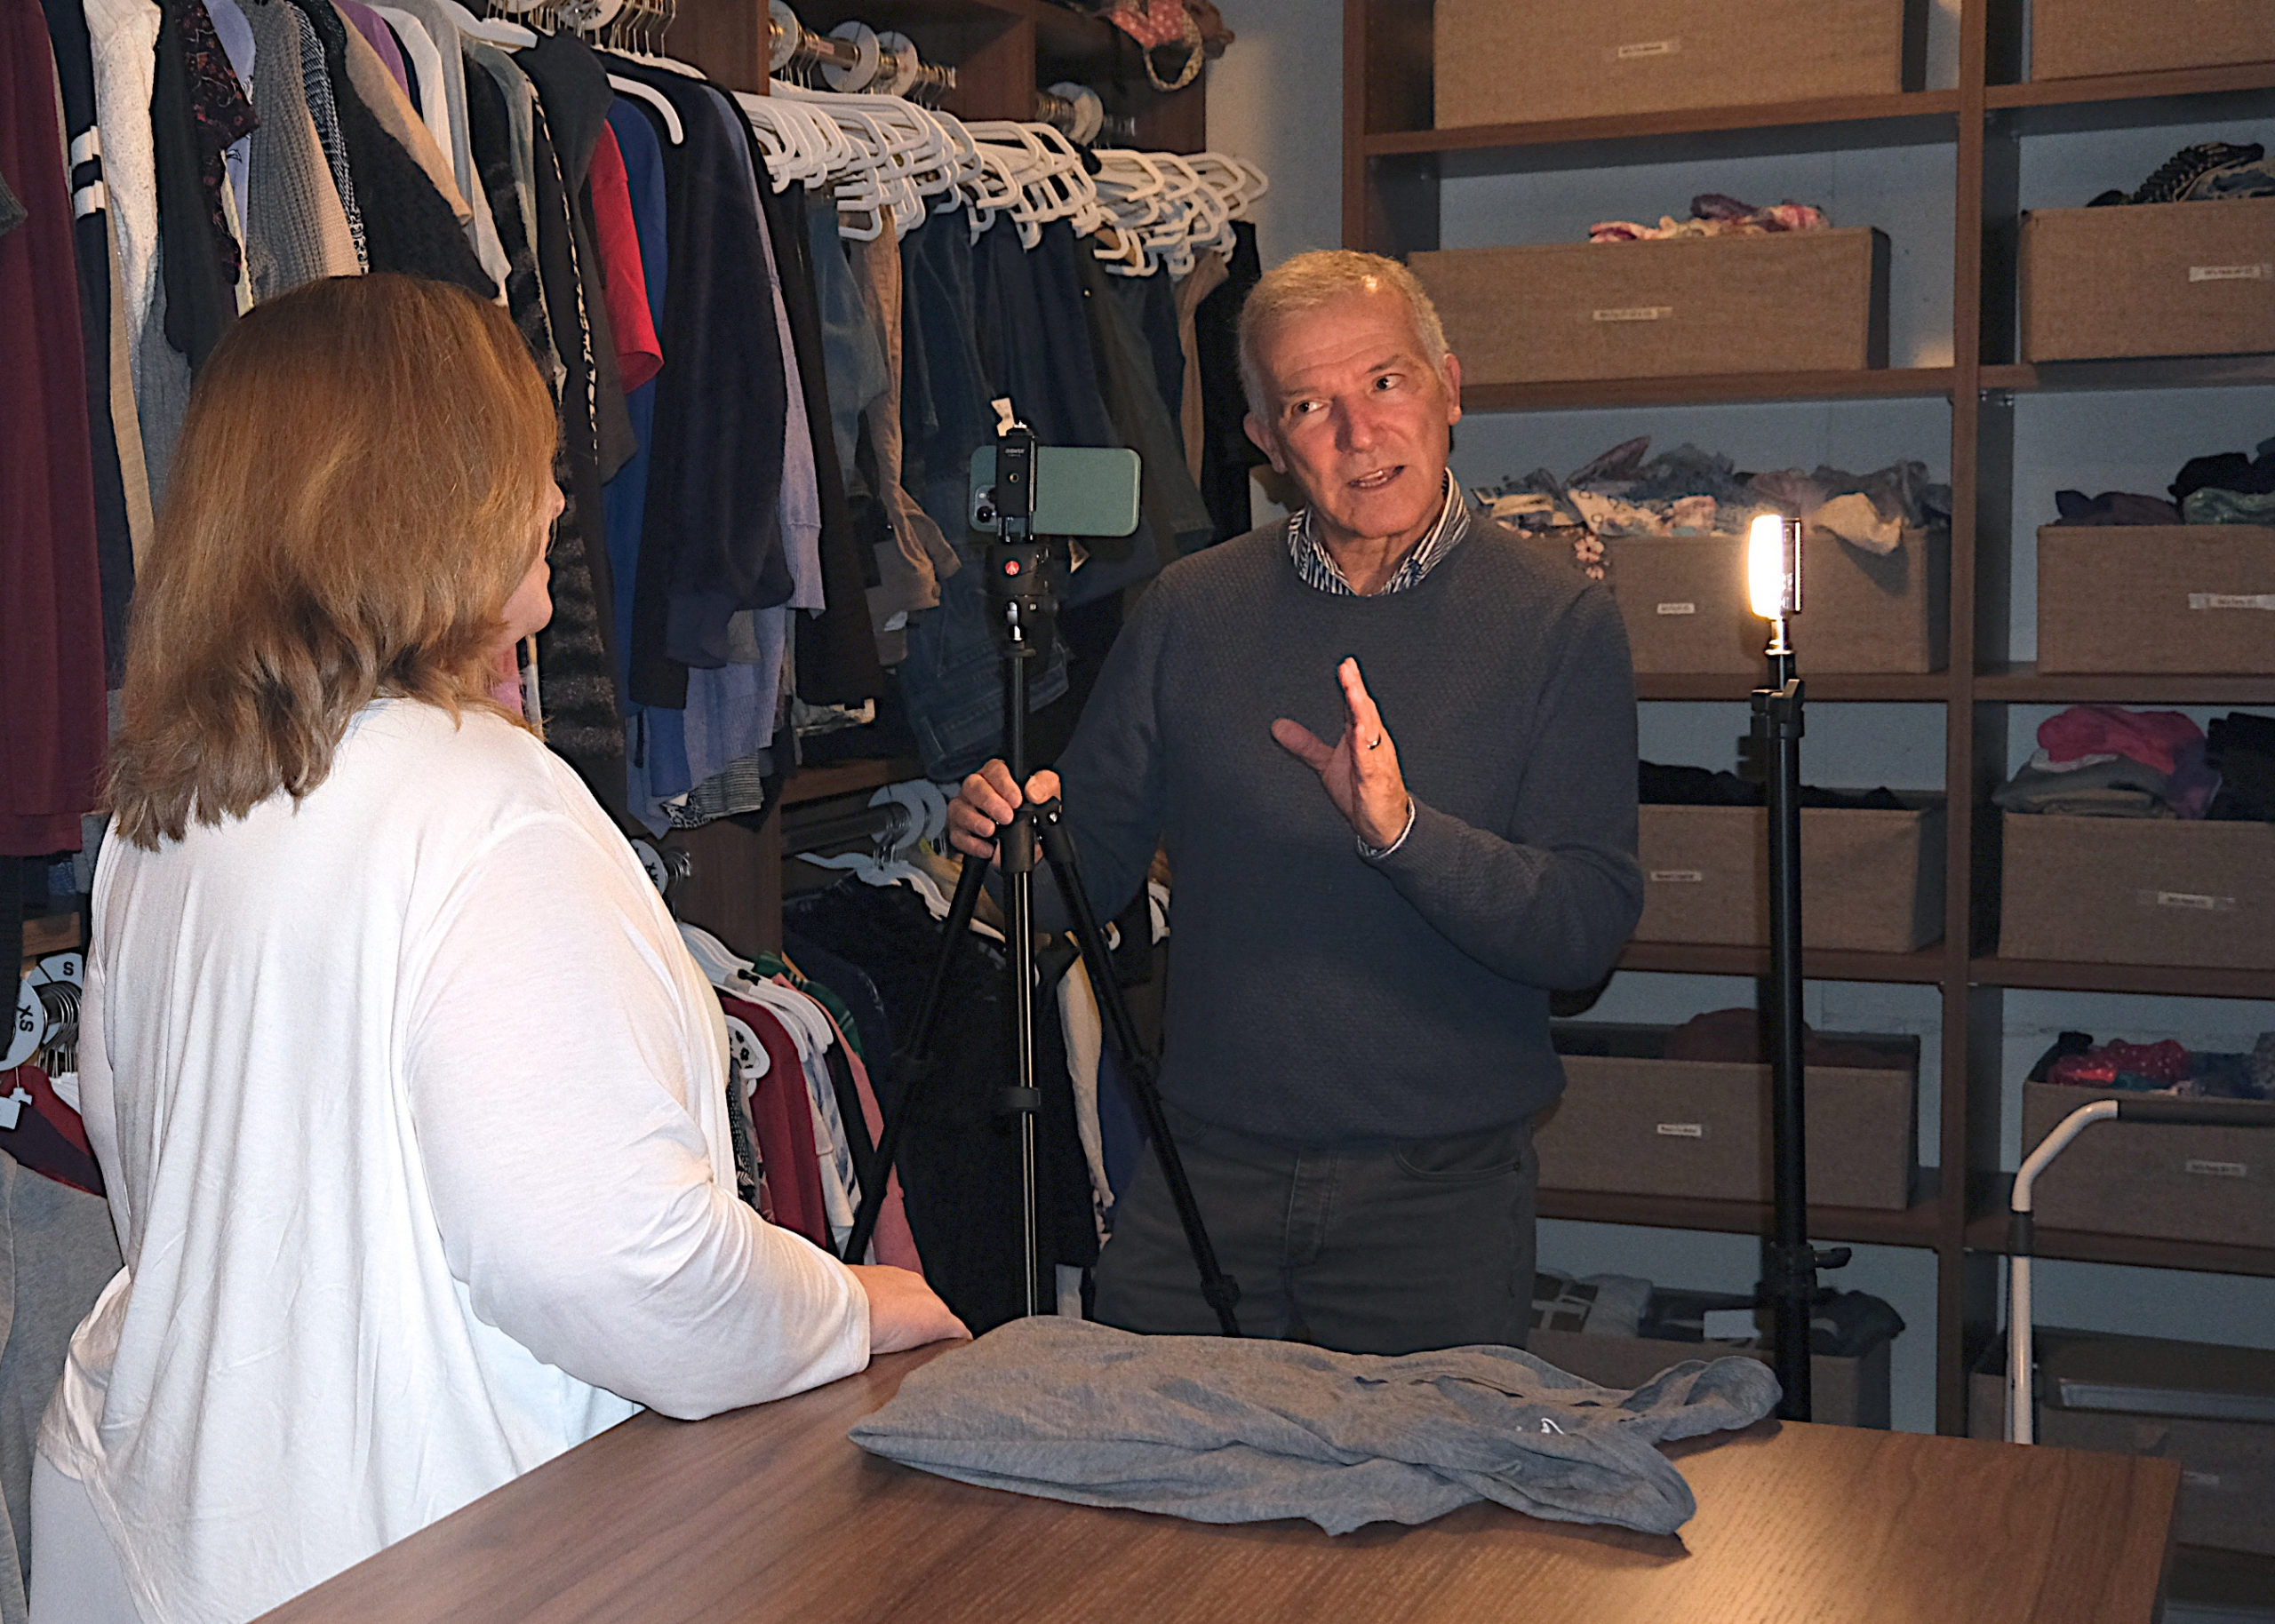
left=843, top=851, right=988, bottom=1264
left=1035, top=804, right=1241, bottom=1337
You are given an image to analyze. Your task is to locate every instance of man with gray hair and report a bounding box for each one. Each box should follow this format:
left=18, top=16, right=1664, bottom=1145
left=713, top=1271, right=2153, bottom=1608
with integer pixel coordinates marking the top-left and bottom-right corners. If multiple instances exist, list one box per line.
left=948, top=249, right=1640, bottom=1355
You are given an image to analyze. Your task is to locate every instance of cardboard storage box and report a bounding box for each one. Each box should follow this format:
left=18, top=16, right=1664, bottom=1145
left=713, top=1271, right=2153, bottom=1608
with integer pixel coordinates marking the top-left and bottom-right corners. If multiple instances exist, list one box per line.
left=1411, top=229, right=1888, bottom=386
left=1611, top=528, right=1948, bottom=673
left=2036, top=525, right=2275, bottom=674
left=2032, top=0, right=2275, bottom=80
left=1543, top=1023, right=1919, bottom=1209
left=1636, top=799, right=1945, bottom=952
left=1999, top=813, right=2275, bottom=970
left=1971, top=1331, right=2275, bottom=1556
left=2018, top=1081, right=2275, bottom=1249
left=2023, top=201, right=2275, bottom=362
left=1433, top=0, right=1924, bottom=129
left=1534, top=1325, right=1890, bottom=1429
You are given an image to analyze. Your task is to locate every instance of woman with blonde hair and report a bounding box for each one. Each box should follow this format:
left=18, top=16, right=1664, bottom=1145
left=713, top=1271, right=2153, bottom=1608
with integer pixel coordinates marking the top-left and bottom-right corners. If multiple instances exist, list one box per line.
left=32, top=275, right=963, bottom=1624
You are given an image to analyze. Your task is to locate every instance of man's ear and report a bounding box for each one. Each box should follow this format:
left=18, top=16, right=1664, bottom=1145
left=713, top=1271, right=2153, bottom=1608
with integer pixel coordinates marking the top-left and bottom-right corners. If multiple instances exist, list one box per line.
left=1243, top=412, right=1286, bottom=474
left=1440, top=352, right=1463, bottom=428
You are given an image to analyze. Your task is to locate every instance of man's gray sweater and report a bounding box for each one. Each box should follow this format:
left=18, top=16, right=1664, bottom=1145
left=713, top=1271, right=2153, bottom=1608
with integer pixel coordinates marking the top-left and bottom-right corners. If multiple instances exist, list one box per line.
left=1053, top=518, right=1642, bottom=1143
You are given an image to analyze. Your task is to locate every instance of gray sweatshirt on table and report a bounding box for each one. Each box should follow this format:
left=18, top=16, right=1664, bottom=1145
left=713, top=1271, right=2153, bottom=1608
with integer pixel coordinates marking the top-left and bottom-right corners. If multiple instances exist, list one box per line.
left=850, top=1317, right=1780, bottom=1536
left=1050, top=518, right=1641, bottom=1142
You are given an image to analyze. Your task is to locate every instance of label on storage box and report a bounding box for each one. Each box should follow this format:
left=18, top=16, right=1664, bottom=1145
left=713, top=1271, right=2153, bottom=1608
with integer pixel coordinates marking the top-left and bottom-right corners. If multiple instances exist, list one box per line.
left=1655, top=601, right=1697, bottom=616
left=2187, top=264, right=2270, bottom=283
left=2183, top=1159, right=2247, bottom=1179
left=2188, top=593, right=2275, bottom=611
left=1613, top=37, right=1680, bottom=60
left=1649, top=869, right=1705, bottom=883
left=1592, top=306, right=1672, bottom=322
left=2139, top=889, right=2238, bottom=912
left=1656, top=1122, right=1705, bottom=1138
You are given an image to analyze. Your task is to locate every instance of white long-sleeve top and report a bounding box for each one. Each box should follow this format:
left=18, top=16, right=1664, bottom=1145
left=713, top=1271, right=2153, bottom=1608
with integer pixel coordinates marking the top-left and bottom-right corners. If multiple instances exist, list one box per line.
left=41, top=700, right=868, bottom=1624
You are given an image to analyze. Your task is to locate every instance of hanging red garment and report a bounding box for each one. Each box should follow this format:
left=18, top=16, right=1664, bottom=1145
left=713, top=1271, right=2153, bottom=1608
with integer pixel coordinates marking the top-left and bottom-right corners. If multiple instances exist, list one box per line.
left=794, top=982, right=923, bottom=1275
left=0, top=1062, right=104, bottom=1198
left=0, top=0, right=108, bottom=856
left=720, top=991, right=830, bottom=1253
left=587, top=122, right=660, bottom=393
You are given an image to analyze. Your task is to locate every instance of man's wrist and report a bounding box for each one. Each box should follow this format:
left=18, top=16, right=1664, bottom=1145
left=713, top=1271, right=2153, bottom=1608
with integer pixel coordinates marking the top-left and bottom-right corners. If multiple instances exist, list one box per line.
left=1355, top=795, right=1416, bottom=861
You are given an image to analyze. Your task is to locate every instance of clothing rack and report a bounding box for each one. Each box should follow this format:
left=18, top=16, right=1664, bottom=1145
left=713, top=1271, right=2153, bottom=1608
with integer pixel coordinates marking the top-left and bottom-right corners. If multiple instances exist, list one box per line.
left=780, top=793, right=924, bottom=859
left=1034, top=83, right=1133, bottom=147
left=766, top=0, right=954, bottom=102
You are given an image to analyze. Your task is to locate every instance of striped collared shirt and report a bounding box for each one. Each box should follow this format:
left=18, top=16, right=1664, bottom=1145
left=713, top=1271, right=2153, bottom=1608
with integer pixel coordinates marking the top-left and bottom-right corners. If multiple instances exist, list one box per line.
left=1285, top=473, right=1474, bottom=596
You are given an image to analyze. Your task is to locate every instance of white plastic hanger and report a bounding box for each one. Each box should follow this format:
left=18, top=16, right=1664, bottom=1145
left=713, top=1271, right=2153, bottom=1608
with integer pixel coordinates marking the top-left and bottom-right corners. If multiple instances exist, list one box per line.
left=609, top=74, right=684, bottom=143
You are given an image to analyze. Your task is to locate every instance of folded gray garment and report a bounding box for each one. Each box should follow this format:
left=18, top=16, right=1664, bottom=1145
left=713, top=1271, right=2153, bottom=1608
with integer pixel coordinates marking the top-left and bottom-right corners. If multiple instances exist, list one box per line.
left=1995, top=755, right=2171, bottom=816
left=850, top=1317, right=1780, bottom=1537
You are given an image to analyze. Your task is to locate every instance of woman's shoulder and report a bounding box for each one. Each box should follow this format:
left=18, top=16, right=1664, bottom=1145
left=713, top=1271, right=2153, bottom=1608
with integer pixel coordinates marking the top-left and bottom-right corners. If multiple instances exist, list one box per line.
left=343, top=700, right=606, bottom=839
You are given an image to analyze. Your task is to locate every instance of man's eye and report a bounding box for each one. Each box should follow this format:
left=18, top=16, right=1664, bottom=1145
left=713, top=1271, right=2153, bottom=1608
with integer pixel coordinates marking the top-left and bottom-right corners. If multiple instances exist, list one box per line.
left=1375, top=374, right=1400, bottom=390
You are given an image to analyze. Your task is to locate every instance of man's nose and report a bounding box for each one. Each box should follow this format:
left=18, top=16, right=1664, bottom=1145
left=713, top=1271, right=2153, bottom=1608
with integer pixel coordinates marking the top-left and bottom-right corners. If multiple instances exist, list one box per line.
left=1335, top=397, right=1382, bottom=453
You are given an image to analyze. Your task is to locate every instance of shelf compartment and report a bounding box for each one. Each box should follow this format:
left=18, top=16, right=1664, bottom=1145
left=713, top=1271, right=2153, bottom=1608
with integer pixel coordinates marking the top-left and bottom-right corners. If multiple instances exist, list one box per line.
left=1365, top=91, right=1960, bottom=169
left=1619, top=941, right=1948, bottom=983
left=1540, top=1176, right=1944, bottom=1248
left=1968, top=956, right=2275, bottom=1001
left=1462, top=366, right=1955, bottom=414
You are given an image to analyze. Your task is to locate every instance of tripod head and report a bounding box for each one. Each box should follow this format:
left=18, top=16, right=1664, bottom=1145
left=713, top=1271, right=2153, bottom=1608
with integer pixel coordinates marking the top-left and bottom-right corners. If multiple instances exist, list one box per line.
left=968, top=415, right=1141, bottom=665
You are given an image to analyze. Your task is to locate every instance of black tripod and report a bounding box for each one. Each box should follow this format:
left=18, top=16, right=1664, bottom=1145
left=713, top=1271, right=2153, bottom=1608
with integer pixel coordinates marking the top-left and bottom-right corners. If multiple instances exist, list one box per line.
left=844, top=424, right=1241, bottom=1336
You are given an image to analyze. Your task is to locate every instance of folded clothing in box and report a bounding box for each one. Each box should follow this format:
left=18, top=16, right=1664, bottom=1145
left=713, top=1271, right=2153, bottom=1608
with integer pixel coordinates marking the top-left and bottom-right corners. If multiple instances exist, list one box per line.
left=2050, top=430, right=2275, bottom=529
left=1995, top=706, right=2275, bottom=822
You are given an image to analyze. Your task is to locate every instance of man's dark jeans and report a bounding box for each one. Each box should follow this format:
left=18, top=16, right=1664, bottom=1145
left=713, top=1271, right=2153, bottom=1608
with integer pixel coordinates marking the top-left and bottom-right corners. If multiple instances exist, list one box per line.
left=1093, top=1105, right=1537, bottom=1357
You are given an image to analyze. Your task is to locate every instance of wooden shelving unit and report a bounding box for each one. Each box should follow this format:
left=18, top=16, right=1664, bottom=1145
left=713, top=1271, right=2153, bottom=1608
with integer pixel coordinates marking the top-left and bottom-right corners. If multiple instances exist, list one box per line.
left=1344, top=0, right=2275, bottom=1435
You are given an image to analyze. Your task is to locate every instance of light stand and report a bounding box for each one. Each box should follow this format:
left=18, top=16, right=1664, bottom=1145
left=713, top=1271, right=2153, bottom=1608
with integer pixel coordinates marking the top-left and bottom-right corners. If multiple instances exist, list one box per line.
left=1747, top=514, right=1849, bottom=1422
left=845, top=423, right=1241, bottom=1335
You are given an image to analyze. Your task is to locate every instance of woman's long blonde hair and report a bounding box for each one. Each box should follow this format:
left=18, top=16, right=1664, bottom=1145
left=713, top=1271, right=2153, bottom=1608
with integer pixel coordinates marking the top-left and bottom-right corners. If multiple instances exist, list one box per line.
left=108, top=275, right=557, bottom=849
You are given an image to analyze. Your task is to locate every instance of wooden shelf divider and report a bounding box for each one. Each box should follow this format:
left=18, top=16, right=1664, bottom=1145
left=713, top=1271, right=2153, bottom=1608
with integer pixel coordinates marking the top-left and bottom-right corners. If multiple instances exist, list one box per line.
left=1969, top=957, right=2275, bottom=1002
left=1461, top=367, right=1956, bottom=414
left=1974, top=664, right=2275, bottom=705
left=1965, top=1175, right=2275, bottom=1278
left=1618, top=941, right=1949, bottom=984
left=1637, top=671, right=1952, bottom=703
left=1541, top=1177, right=1944, bottom=1249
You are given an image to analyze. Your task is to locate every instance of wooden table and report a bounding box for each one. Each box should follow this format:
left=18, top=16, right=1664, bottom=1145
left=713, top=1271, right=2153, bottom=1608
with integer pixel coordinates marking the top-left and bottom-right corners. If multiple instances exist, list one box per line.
left=258, top=1345, right=2178, bottom=1624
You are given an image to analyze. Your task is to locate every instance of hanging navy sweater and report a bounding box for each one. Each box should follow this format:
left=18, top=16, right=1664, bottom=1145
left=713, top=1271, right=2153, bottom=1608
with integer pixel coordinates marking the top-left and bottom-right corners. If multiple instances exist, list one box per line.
left=1054, top=518, right=1641, bottom=1142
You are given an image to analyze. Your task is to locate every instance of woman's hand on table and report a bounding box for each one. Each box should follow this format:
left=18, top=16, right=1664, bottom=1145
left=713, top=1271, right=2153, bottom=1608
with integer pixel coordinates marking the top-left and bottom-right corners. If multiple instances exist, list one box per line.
left=850, top=1264, right=971, bottom=1354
